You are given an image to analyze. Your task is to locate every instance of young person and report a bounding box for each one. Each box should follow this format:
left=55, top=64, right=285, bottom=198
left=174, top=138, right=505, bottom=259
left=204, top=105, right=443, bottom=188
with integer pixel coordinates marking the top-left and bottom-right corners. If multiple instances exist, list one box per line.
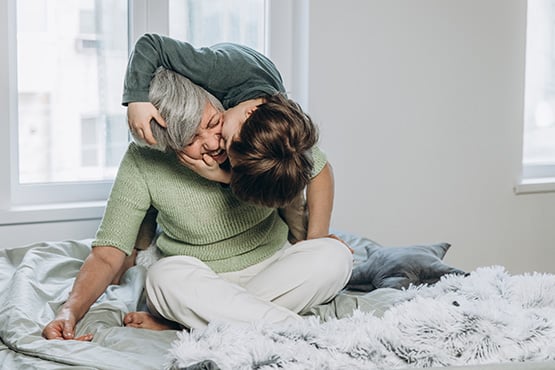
left=42, top=69, right=353, bottom=339
left=125, top=33, right=333, bottom=241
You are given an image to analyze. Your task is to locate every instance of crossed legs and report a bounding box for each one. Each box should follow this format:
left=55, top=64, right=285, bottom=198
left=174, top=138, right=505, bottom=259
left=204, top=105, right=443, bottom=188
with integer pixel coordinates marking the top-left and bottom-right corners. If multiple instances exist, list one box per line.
left=124, top=237, right=353, bottom=330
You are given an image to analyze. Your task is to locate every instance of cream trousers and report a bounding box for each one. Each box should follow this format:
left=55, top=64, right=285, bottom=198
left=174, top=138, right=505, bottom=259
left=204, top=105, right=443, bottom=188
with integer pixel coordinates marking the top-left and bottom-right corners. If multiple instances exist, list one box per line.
left=145, top=237, right=353, bottom=330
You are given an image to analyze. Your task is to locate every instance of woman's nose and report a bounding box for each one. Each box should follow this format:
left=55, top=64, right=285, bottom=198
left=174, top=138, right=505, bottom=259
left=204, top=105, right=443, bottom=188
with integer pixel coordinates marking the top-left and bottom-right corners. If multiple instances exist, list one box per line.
left=204, top=134, right=221, bottom=150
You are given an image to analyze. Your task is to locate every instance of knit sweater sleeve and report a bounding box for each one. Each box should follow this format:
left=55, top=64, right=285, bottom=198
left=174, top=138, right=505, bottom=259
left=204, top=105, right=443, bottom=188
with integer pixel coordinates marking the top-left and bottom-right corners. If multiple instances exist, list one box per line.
left=92, top=145, right=152, bottom=255
left=311, top=145, right=327, bottom=179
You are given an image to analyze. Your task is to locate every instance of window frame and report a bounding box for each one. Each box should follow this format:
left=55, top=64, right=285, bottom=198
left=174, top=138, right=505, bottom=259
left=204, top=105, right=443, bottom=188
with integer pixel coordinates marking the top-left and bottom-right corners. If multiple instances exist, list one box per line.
left=517, top=0, right=555, bottom=194
left=0, top=0, right=298, bottom=224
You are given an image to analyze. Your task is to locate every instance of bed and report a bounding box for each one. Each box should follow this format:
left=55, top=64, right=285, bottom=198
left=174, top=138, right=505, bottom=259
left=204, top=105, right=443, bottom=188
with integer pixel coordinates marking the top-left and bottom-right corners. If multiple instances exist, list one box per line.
left=1, top=233, right=554, bottom=370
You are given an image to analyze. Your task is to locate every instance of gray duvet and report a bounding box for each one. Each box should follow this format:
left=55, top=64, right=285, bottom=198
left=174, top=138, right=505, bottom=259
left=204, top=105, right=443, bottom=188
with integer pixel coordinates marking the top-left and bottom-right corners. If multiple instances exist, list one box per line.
left=1, top=239, right=554, bottom=370
left=0, top=240, right=176, bottom=369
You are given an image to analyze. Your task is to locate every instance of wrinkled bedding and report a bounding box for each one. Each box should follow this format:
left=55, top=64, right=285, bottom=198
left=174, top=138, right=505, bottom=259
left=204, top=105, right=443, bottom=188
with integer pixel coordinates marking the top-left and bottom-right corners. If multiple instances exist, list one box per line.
left=1, top=239, right=555, bottom=370
left=0, top=240, right=177, bottom=369
left=0, top=239, right=400, bottom=369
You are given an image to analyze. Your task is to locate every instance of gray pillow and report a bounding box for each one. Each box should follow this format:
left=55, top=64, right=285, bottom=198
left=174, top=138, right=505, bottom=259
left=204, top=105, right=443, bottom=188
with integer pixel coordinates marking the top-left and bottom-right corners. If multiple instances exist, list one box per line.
left=334, top=231, right=467, bottom=292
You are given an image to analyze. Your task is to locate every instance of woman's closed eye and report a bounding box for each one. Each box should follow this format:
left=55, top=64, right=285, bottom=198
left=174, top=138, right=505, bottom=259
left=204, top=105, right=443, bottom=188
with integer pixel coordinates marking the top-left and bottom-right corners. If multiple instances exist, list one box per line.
left=208, top=117, right=222, bottom=129
left=186, top=136, right=198, bottom=147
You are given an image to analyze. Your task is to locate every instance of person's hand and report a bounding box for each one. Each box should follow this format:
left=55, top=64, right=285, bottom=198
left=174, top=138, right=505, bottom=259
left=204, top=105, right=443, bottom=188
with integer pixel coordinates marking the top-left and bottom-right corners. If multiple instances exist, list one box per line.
left=42, top=307, right=93, bottom=341
left=177, top=151, right=231, bottom=184
left=127, top=102, right=167, bottom=145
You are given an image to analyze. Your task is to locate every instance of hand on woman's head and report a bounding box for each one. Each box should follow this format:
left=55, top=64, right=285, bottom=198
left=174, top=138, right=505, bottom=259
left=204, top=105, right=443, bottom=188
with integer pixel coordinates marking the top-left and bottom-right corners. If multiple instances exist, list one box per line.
left=127, top=102, right=167, bottom=145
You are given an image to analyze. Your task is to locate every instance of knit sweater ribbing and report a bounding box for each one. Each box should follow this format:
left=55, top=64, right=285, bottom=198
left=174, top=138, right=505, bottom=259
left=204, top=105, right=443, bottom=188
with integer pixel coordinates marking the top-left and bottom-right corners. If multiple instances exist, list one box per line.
left=93, top=143, right=290, bottom=273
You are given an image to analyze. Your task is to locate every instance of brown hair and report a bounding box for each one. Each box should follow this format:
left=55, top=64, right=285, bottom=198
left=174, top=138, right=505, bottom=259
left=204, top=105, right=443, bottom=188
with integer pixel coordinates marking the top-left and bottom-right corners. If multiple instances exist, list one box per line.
left=228, top=94, right=318, bottom=208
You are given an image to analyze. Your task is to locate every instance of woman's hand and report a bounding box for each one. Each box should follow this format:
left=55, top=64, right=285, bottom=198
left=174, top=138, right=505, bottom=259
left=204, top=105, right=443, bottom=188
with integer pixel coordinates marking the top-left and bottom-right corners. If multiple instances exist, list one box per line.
left=127, top=102, right=167, bottom=145
left=177, top=151, right=231, bottom=184
left=42, top=307, right=93, bottom=341
left=43, top=246, right=126, bottom=341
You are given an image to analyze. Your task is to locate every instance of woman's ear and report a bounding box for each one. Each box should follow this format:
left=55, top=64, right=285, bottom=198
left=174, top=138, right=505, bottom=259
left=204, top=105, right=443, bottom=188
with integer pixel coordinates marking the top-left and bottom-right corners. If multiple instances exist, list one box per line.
left=246, top=107, right=256, bottom=118
left=244, top=98, right=262, bottom=120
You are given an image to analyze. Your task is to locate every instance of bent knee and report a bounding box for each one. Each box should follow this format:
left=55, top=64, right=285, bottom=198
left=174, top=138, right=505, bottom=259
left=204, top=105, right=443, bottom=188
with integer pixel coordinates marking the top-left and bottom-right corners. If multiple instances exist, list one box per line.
left=303, top=238, right=353, bottom=286
left=146, top=255, right=207, bottom=289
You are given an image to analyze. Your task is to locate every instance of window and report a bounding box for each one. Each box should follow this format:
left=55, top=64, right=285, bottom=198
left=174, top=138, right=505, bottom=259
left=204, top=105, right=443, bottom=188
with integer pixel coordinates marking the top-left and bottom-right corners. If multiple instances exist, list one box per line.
left=15, top=0, right=265, bottom=190
left=523, top=0, right=555, bottom=182
left=17, top=0, right=129, bottom=185
left=169, top=0, right=266, bottom=52
left=1, top=0, right=292, bottom=224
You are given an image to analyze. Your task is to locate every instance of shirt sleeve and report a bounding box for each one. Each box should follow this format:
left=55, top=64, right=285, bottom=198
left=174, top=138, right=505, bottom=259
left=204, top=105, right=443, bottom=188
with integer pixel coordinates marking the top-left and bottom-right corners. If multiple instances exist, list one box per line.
left=122, top=33, right=285, bottom=108
left=310, top=145, right=328, bottom=179
left=92, top=145, right=152, bottom=255
left=123, top=33, right=217, bottom=105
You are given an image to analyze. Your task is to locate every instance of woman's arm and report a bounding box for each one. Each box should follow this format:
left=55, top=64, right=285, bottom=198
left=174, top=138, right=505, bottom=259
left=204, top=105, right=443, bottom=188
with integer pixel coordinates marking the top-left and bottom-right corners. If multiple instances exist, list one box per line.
left=42, top=246, right=126, bottom=340
left=42, top=145, right=153, bottom=340
left=123, top=33, right=216, bottom=105
left=123, top=33, right=283, bottom=106
left=306, top=162, right=334, bottom=239
left=123, top=34, right=285, bottom=145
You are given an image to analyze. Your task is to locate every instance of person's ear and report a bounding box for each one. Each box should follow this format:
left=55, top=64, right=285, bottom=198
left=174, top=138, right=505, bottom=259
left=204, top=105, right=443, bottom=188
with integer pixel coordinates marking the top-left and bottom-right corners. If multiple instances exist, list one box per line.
left=246, top=106, right=259, bottom=118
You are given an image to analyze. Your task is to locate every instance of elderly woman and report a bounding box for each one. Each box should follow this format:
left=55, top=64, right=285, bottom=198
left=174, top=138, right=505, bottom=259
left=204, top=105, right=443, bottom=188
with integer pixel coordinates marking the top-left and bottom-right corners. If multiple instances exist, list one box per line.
left=126, top=34, right=335, bottom=243
left=42, top=68, right=353, bottom=339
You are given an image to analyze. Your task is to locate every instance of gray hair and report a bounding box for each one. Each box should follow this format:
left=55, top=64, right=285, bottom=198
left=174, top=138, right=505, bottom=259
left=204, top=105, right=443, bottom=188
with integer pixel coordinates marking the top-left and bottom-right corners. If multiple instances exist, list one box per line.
left=132, top=67, right=223, bottom=152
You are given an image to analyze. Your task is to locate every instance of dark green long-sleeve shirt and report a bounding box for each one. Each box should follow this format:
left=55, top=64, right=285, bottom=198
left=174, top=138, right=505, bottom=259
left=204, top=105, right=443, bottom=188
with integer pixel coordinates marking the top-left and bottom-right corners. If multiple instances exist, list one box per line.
left=123, top=33, right=285, bottom=109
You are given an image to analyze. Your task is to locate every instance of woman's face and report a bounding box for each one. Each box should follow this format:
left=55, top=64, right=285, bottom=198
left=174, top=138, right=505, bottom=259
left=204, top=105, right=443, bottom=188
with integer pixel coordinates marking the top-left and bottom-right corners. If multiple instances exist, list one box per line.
left=180, top=102, right=227, bottom=164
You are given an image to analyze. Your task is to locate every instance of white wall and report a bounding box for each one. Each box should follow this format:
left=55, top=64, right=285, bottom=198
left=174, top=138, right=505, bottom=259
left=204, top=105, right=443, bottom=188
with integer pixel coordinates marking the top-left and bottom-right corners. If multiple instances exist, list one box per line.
left=307, top=0, right=555, bottom=274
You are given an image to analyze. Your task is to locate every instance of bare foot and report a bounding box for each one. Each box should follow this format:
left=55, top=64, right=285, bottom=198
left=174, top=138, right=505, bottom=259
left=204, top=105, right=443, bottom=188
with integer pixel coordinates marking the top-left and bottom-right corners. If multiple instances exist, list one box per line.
left=111, top=249, right=138, bottom=285
left=123, top=311, right=181, bottom=331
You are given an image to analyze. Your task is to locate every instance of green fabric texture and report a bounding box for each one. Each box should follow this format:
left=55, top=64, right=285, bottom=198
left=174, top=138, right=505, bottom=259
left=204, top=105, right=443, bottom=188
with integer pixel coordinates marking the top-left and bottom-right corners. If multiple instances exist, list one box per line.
left=93, top=143, right=289, bottom=273
left=123, top=33, right=285, bottom=109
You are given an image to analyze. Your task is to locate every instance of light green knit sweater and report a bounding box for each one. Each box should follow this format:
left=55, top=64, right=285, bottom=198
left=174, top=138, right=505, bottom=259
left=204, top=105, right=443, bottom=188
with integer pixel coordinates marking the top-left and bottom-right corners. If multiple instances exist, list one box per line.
left=93, top=143, right=327, bottom=273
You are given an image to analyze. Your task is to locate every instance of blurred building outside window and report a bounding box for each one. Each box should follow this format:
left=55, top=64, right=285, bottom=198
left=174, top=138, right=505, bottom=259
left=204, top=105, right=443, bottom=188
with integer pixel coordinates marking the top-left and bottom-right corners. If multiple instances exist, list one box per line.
left=16, top=0, right=266, bottom=186
left=523, top=0, right=555, bottom=180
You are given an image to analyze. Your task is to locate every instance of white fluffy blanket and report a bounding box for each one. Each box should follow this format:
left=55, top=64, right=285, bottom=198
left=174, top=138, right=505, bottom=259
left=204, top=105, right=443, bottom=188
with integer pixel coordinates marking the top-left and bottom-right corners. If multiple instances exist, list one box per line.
left=166, top=266, right=555, bottom=370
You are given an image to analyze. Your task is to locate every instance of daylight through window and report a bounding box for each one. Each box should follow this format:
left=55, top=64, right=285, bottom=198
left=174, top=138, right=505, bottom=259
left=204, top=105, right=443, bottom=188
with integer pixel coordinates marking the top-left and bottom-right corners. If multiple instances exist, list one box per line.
left=16, top=0, right=129, bottom=184
left=523, top=0, right=555, bottom=179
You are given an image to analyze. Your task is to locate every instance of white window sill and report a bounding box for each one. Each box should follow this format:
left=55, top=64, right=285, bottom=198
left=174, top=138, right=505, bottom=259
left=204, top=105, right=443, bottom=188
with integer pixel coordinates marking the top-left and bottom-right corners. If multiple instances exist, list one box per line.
left=0, top=201, right=106, bottom=226
left=514, top=178, right=555, bottom=195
